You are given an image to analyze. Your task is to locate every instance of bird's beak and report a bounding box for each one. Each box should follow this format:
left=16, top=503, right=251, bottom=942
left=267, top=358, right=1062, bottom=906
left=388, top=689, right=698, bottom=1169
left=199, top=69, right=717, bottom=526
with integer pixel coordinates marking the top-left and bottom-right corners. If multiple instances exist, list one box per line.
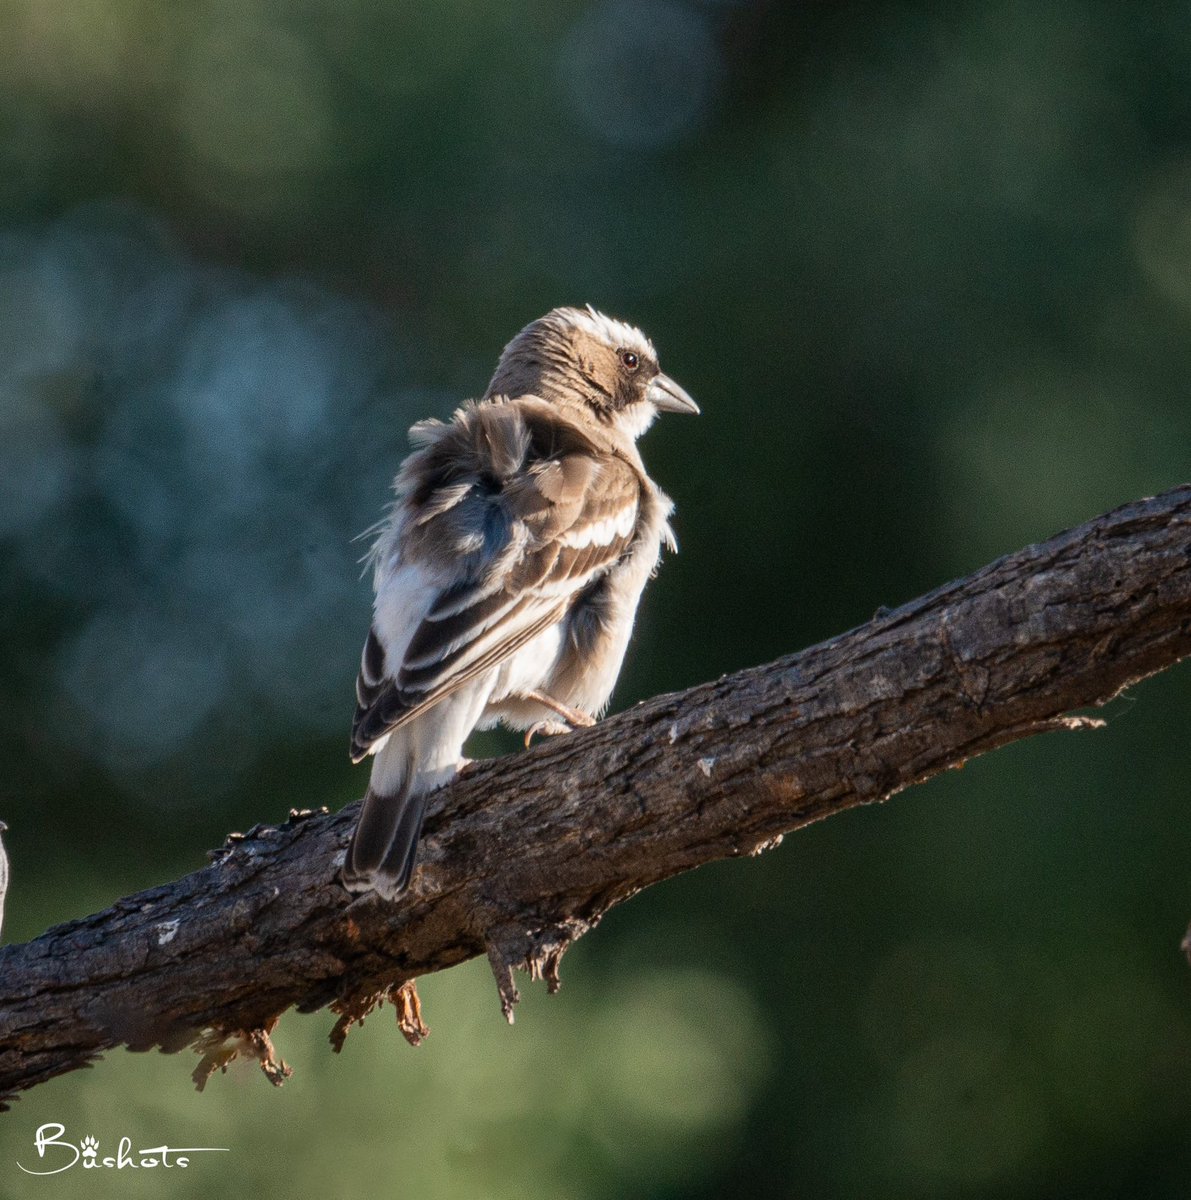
left=648, top=373, right=700, bottom=415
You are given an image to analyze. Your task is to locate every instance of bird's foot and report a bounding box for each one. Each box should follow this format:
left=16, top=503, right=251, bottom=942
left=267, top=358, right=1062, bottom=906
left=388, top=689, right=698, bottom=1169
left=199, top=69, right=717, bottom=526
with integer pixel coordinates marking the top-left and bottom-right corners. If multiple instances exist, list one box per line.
left=524, top=721, right=573, bottom=748
left=519, top=690, right=596, bottom=729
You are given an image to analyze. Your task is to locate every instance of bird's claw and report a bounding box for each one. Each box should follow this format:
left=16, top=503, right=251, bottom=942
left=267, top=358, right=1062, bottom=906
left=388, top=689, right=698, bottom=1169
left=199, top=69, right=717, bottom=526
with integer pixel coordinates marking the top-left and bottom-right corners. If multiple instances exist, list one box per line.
left=524, top=720, right=574, bottom=748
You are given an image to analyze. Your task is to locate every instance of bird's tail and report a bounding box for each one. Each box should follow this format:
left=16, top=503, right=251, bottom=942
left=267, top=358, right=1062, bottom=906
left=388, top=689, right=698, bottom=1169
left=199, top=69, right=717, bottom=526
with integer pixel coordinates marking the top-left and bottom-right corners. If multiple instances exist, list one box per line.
left=342, top=778, right=428, bottom=901
left=344, top=697, right=480, bottom=900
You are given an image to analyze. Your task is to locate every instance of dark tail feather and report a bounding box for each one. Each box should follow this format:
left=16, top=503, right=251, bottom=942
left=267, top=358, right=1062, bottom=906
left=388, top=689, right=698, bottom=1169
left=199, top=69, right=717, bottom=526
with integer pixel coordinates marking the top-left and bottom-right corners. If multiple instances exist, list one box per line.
left=342, top=783, right=428, bottom=901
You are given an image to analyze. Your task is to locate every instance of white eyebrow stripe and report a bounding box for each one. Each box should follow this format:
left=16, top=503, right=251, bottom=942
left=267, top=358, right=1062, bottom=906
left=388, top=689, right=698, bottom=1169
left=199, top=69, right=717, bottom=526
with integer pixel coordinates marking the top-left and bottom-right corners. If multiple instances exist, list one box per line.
left=566, top=306, right=655, bottom=358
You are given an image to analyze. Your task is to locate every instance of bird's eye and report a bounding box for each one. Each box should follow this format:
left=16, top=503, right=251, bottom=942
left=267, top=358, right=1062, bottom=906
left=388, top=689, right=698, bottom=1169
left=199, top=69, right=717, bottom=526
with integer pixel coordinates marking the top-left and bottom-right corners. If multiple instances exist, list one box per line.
left=620, top=350, right=639, bottom=371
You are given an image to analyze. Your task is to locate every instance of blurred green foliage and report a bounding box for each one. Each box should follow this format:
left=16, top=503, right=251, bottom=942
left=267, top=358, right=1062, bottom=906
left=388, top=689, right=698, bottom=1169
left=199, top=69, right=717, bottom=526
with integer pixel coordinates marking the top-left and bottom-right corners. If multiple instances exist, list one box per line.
left=3, top=0, right=1191, bottom=1196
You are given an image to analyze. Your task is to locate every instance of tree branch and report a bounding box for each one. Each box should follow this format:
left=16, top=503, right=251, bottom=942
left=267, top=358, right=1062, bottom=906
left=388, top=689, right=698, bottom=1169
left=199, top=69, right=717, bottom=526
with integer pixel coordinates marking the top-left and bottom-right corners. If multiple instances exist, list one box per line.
left=3, top=485, right=1191, bottom=1107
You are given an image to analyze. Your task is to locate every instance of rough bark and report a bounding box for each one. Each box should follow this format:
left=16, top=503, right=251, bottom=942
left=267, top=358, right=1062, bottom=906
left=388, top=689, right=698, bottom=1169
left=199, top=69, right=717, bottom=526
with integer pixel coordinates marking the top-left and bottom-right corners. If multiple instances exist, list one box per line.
left=2, top=485, right=1190, bottom=1108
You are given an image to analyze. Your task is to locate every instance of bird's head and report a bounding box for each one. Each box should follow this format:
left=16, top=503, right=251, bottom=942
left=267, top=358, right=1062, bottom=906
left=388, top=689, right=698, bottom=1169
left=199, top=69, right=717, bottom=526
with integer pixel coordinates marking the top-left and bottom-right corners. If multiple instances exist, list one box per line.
left=484, top=305, right=699, bottom=438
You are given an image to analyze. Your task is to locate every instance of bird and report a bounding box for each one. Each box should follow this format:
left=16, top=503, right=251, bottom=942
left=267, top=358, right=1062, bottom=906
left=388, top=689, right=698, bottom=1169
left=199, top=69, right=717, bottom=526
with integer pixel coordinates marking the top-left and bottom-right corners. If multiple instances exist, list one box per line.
left=341, top=306, right=699, bottom=900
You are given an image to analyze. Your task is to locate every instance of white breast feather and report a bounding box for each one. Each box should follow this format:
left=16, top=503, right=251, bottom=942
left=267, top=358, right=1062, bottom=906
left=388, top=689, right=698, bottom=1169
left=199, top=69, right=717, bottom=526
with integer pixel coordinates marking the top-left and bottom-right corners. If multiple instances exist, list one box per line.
left=372, top=559, right=441, bottom=680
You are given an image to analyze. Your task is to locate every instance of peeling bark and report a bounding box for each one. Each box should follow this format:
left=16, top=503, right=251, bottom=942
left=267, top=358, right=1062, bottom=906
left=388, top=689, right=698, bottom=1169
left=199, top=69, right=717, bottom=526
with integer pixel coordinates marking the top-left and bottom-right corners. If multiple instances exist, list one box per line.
left=192, top=1021, right=291, bottom=1091
left=392, top=980, right=430, bottom=1047
left=1, top=485, right=1190, bottom=1108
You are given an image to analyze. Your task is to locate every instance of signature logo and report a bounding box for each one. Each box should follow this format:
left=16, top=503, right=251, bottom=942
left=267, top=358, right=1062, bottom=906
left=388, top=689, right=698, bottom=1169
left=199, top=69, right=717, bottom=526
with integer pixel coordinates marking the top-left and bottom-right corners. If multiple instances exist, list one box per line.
left=17, top=1123, right=229, bottom=1175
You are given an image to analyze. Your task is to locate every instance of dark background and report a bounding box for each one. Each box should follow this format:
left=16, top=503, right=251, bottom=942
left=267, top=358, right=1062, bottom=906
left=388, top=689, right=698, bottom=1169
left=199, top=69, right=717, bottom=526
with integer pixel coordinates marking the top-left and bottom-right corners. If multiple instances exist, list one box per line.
left=2, top=1, right=1191, bottom=1196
